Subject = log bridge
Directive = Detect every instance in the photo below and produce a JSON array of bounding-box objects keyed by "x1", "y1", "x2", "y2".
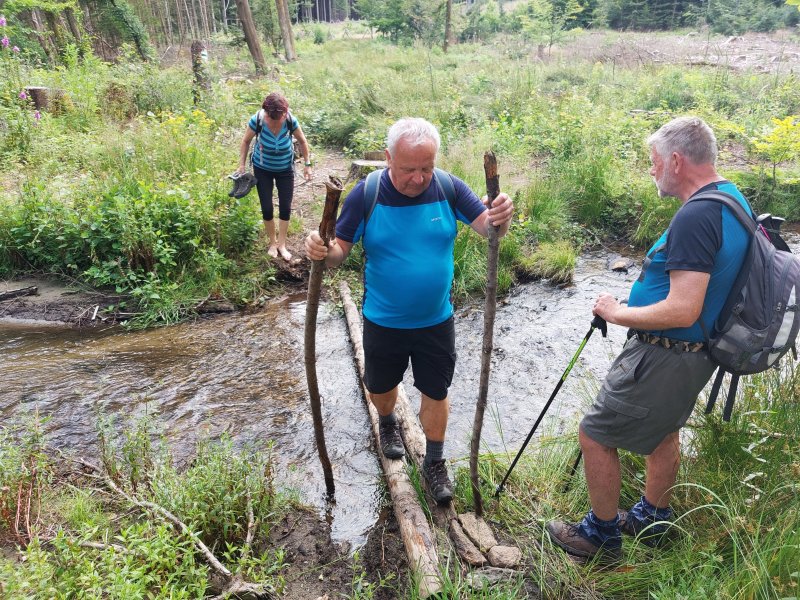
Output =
[{"x1": 337, "y1": 281, "x2": 522, "y2": 597}]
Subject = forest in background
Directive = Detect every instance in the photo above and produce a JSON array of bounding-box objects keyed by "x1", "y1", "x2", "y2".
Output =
[{"x1": 2, "y1": 0, "x2": 800, "y2": 66}]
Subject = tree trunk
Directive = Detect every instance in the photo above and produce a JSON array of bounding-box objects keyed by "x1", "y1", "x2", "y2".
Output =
[
  {"x1": 28, "y1": 9, "x2": 58, "y2": 64},
  {"x1": 275, "y1": 0, "x2": 297, "y2": 61},
  {"x1": 234, "y1": 0, "x2": 268, "y2": 74},
  {"x1": 443, "y1": 0, "x2": 453, "y2": 52},
  {"x1": 64, "y1": 8, "x2": 83, "y2": 43},
  {"x1": 191, "y1": 40, "x2": 212, "y2": 105},
  {"x1": 106, "y1": 0, "x2": 156, "y2": 61},
  {"x1": 44, "y1": 11, "x2": 68, "y2": 54}
]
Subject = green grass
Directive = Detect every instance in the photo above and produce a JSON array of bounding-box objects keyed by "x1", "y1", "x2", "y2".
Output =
[{"x1": 518, "y1": 240, "x2": 578, "y2": 284}]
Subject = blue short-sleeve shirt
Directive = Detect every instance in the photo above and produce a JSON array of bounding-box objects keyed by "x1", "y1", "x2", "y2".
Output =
[
  {"x1": 336, "y1": 170, "x2": 486, "y2": 329},
  {"x1": 248, "y1": 113, "x2": 299, "y2": 172},
  {"x1": 628, "y1": 181, "x2": 752, "y2": 342}
]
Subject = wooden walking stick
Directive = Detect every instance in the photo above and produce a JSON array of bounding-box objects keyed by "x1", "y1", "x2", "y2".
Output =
[
  {"x1": 304, "y1": 175, "x2": 344, "y2": 498},
  {"x1": 470, "y1": 151, "x2": 501, "y2": 516}
]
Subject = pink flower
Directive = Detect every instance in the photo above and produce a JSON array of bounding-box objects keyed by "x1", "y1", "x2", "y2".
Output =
[
  {"x1": 19, "y1": 91, "x2": 27, "y2": 100},
  {"x1": 34, "y1": 110, "x2": 41, "y2": 121},
  {"x1": 0, "y1": 16, "x2": 7, "y2": 27},
  {"x1": 1, "y1": 37, "x2": 8, "y2": 48},
  {"x1": 12, "y1": 46, "x2": 19, "y2": 53}
]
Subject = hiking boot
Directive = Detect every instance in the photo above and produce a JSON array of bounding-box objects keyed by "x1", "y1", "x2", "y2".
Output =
[
  {"x1": 618, "y1": 510, "x2": 671, "y2": 548},
  {"x1": 422, "y1": 459, "x2": 453, "y2": 505},
  {"x1": 546, "y1": 520, "x2": 622, "y2": 564},
  {"x1": 378, "y1": 420, "x2": 405, "y2": 460}
]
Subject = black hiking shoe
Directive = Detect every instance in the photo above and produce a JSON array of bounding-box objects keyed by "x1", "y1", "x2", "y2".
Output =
[
  {"x1": 618, "y1": 510, "x2": 672, "y2": 548},
  {"x1": 228, "y1": 173, "x2": 257, "y2": 198},
  {"x1": 378, "y1": 420, "x2": 405, "y2": 460},
  {"x1": 546, "y1": 520, "x2": 622, "y2": 565},
  {"x1": 422, "y1": 459, "x2": 453, "y2": 505}
]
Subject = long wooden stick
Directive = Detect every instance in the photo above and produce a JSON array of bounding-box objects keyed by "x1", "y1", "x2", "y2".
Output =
[
  {"x1": 338, "y1": 281, "x2": 442, "y2": 598},
  {"x1": 304, "y1": 175, "x2": 343, "y2": 498},
  {"x1": 470, "y1": 151, "x2": 501, "y2": 517}
]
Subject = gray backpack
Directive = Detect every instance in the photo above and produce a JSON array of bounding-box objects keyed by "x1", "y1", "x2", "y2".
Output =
[{"x1": 692, "y1": 191, "x2": 800, "y2": 421}]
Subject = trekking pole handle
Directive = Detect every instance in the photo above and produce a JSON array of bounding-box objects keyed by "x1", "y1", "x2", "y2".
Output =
[{"x1": 591, "y1": 315, "x2": 607, "y2": 338}]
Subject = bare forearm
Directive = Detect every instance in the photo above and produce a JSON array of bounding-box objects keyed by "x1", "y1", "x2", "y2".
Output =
[
  {"x1": 239, "y1": 137, "x2": 251, "y2": 168},
  {"x1": 299, "y1": 139, "x2": 310, "y2": 164},
  {"x1": 603, "y1": 301, "x2": 695, "y2": 331}
]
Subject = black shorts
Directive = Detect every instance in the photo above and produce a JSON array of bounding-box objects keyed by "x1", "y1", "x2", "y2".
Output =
[{"x1": 362, "y1": 317, "x2": 456, "y2": 401}]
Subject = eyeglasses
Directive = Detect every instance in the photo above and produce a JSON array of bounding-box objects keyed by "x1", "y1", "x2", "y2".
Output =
[{"x1": 267, "y1": 110, "x2": 285, "y2": 119}]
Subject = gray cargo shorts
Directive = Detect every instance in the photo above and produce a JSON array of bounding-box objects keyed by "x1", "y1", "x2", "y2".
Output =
[{"x1": 581, "y1": 336, "x2": 716, "y2": 455}]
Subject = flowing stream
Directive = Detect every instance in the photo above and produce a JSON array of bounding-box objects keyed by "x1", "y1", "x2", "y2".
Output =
[{"x1": 1, "y1": 251, "x2": 643, "y2": 548}]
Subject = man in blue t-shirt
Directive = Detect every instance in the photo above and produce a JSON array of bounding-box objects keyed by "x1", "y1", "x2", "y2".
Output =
[
  {"x1": 305, "y1": 118, "x2": 514, "y2": 504},
  {"x1": 547, "y1": 117, "x2": 752, "y2": 562}
]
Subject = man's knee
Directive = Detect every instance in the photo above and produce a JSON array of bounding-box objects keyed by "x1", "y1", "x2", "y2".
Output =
[{"x1": 579, "y1": 425, "x2": 615, "y2": 455}]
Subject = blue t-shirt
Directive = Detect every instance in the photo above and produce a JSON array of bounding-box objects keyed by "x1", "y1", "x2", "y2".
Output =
[
  {"x1": 336, "y1": 170, "x2": 486, "y2": 328},
  {"x1": 628, "y1": 181, "x2": 752, "y2": 342},
  {"x1": 248, "y1": 112, "x2": 299, "y2": 172}
]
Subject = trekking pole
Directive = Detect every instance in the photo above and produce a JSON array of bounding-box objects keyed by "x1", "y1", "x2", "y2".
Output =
[
  {"x1": 304, "y1": 175, "x2": 344, "y2": 499},
  {"x1": 470, "y1": 150, "x2": 501, "y2": 517},
  {"x1": 494, "y1": 314, "x2": 607, "y2": 498},
  {"x1": 562, "y1": 449, "x2": 583, "y2": 494}
]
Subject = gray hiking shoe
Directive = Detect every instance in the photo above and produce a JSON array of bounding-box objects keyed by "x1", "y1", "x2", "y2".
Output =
[
  {"x1": 378, "y1": 420, "x2": 405, "y2": 460},
  {"x1": 618, "y1": 510, "x2": 671, "y2": 548},
  {"x1": 546, "y1": 520, "x2": 622, "y2": 564},
  {"x1": 422, "y1": 459, "x2": 453, "y2": 505}
]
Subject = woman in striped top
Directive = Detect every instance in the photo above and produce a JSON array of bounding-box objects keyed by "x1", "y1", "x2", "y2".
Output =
[{"x1": 236, "y1": 92, "x2": 312, "y2": 261}]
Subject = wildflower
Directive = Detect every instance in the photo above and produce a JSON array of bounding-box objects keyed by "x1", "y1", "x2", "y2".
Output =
[
  {"x1": 34, "y1": 110, "x2": 41, "y2": 121},
  {"x1": 12, "y1": 46, "x2": 19, "y2": 53},
  {"x1": 1, "y1": 36, "x2": 8, "y2": 48},
  {"x1": 19, "y1": 91, "x2": 27, "y2": 100},
  {"x1": 0, "y1": 15, "x2": 6, "y2": 27}
]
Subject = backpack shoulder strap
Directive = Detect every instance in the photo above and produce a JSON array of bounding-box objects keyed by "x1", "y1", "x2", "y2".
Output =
[
  {"x1": 433, "y1": 167, "x2": 457, "y2": 215},
  {"x1": 255, "y1": 109, "x2": 264, "y2": 136},
  {"x1": 364, "y1": 168, "x2": 384, "y2": 226},
  {"x1": 287, "y1": 111, "x2": 297, "y2": 134},
  {"x1": 688, "y1": 190, "x2": 756, "y2": 234}
]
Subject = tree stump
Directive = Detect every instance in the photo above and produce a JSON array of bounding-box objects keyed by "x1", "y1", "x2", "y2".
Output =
[
  {"x1": 347, "y1": 159, "x2": 386, "y2": 183},
  {"x1": 25, "y1": 87, "x2": 49, "y2": 110},
  {"x1": 363, "y1": 150, "x2": 385, "y2": 161}
]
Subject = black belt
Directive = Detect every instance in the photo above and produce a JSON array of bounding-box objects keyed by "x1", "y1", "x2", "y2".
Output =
[{"x1": 628, "y1": 329, "x2": 707, "y2": 353}]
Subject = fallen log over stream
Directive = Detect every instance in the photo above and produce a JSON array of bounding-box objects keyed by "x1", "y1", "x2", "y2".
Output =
[{"x1": 337, "y1": 280, "x2": 441, "y2": 598}]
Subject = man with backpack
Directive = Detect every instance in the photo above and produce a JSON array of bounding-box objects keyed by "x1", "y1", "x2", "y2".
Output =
[
  {"x1": 547, "y1": 116, "x2": 755, "y2": 562},
  {"x1": 304, "y1": 117, "x2": 513, "y2": 504}
]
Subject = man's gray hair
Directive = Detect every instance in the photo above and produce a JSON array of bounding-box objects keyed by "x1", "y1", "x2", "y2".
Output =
[
  {"x1": 647, "y1": 116, "x2": 718, "y2": 165},
  {"x1": 387, "y1": 118, "x2": 441, "y2": 156}
]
